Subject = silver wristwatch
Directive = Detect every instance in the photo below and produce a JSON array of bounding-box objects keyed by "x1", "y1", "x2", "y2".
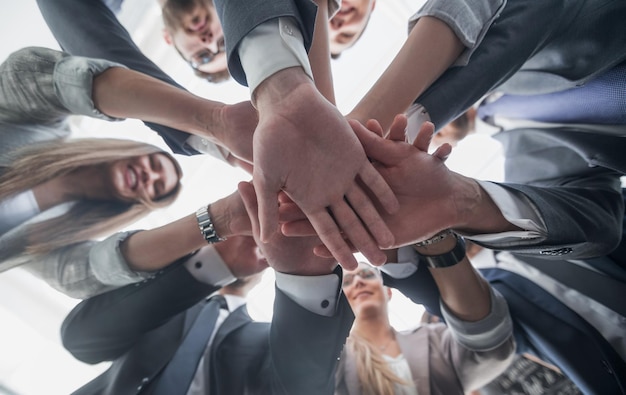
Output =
[{"x1": 195, "y1": 205, "x2": 226, "y2": 244}]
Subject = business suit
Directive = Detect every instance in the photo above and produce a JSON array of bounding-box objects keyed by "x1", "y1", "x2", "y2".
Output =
[
  {"x1": 474, "y1": 127, "x2": 626, "y2": 260},
  {"x1": 385, "y1": 259, "x2": 626, "y2": 395},
  {"x1": 0, "y1": 47, "x2": 149, "y2": 298},
  {"x1": 63, "y1": 262, "x2": 354, "y2": 395},
  {"x1": 336, "y1": 324, "x2": 515, "y2": 395},
  {"x1": 415, "y1": 0, "x2": 626, "y2": 129}
]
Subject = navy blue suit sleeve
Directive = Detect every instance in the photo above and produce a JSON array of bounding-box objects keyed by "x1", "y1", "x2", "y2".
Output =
[
  {"x1": 61, "y1": 262, "x2": 218, "y2": 364},
  {"x1": 269, "y1": 286, "x2": 354, "y2": 395}
]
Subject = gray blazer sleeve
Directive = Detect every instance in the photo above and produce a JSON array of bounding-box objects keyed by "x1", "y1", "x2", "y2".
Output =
[
  {"x1": 0, "y1": 47, "x2": 123, "y2": 126},
  {"x1": 416, "y1": 0, "x2": 626, "y2": 129},
  {"x1": 473, "y1": 128, "x2": 625, "y2": 259},
  {"x1": 213, "y1": 0, "x2": 317, "y2": 86}
]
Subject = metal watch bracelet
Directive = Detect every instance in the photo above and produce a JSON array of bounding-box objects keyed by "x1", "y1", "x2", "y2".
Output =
[{"x1": 195, "y1": 205, "x2": 226, "y2": 244}]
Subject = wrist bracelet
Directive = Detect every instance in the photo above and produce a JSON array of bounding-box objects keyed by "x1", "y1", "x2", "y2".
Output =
[
  {"x1": 413, "y1": 233, "x2": 466, "y2": 269},
  {"x1": 413, "y1": 229, "x2": 454, "y2": 247},
  {"x1": 196, "y1": 205, "x2": 226, "y2": 244}
]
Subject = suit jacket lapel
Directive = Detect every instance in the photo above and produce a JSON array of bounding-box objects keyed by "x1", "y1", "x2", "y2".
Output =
[{"x1": 208, "y1": 305, "x2": 252, "y2": 394}]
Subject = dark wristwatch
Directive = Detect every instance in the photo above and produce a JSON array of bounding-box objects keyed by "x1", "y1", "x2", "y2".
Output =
[
  {"x1": 195, "y1": 205, "x2": 226, "y2": 244},
  {"x1": 413, "y1": 232, "x2": 466, "y2": 268}
]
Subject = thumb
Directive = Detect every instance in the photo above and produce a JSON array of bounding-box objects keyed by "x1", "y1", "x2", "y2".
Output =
[{"x1": 251, "y1": 173, "x2": 280, "y2": 243}]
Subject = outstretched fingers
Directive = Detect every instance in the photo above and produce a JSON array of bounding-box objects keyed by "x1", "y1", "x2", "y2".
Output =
[{"x1": 306, "y1": 210, "x2": 358, "y2": 270}]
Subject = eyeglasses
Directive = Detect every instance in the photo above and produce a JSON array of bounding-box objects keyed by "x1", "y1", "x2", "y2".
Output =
[
  {"x1": 189, "y1": 39, "x2": 225, "y2": 71},
  {"x1": 342, "y1": 268, "x2": 378, "y2": 288}
]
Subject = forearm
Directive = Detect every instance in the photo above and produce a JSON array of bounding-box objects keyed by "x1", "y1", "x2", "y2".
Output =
[
  {"x1": 416, "y1": 236, "x2": 491, "y2": 322},
  {"x1": 92, "y1": 67, "x2": 226, "y2": 143},
  {"x1": 121, "y1": 192, "x2": 247, "y2": 272},
  {"x1": 451, "y1": 175, "x2": 521, "y2": 236},
  {"x1": 350, "y1": 16, "x2": 463, "y2": 130},
  {"x1": 309, "y1": 0, "x2": 335, "y2": 104}
]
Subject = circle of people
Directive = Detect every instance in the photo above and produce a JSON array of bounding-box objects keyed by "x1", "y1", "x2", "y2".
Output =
[{"x1": 2, "y1": 0, "x2": 625, "y2": 394}]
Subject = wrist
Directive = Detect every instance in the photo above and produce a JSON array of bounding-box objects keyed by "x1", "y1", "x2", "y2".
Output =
[
  {"x1": 254, "y1": 67, "x2": 314, "y2": 110},
  {"x1": 413, "y1": 232, "x2": 466, "y2": 269}
]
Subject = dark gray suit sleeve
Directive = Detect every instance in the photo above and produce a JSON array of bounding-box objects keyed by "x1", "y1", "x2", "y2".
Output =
[
  {"x1": 269, "y1": 285, "x2": 354, "y2": 395},
  {"x1": 474, "y1": 129, "x2": 625, "y2": 259},
  {"x1": 36, "y1": 0, "x2": 200, "y2": 155},
  {"x1": 418, "y1": 0, "x2": 584, "y2": 129},
  {"x1": 212, "y1": 0, "x2": 317, "y2": 86},
  {"x1": 61, "y1": 262, "x2": 219, "y2": 364}
]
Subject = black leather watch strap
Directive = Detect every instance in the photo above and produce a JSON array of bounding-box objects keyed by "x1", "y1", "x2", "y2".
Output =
[{"x1": 414, "y1": 234, "x2": 466, "y2": 269}]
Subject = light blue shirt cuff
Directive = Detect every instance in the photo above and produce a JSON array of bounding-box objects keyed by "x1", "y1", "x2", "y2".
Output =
[
  {"x1": 54, "y1": 55, "x2": 127, "y2": 121},
  {"x1": 183, "y1": 245, "x2": 236, "y2": 287},
  {"x1": 462, "y1": 181, "x2": 546, "y2": 246},
  {"x1": 440, "y1": 286, "x2": 513, "y2": 351},
  {"x1": 239, "y1": 18, "x2": 313, "y2": 99},
  {"x1": 275, "y1": 271, "x2": 340, "y2": 317},
  {"x1": 380, "y1": 247, "x2": 419, "y2": 279}
]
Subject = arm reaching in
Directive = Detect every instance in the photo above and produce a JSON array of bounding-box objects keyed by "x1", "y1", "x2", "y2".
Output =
[
  {"x1": 92, "y1": 66, "x2": 257, "y2": 163},
  {"x1": 282, "y1": 115, "x2": 517, "y2": 249},
  {"x1": 252, "y1": 67, "x2": 398, "y2": 269}
]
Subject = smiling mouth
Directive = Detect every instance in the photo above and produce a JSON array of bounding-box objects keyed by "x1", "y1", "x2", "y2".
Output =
[
  {"x1": 353, "y1": 291, "x2": 373, "y2": 300},
  {"x1": 126, "y1": 166, "x2": 138, "y2": 191}
]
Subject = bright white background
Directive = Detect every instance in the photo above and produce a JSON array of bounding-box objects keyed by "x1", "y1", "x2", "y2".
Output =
[{"x1": 0, "y1": 1, "x2": 504, "y2": 394}]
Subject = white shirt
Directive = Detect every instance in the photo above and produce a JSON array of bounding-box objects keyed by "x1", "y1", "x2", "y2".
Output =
[{"x1": 186, "y1": 293, "x2": 247, "y2": 395}]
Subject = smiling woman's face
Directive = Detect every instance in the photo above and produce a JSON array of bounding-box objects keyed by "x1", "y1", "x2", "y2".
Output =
[
  {"x1": 342, "y1": 262, "x2": 389, "y2": 316},
  {"x1": 106, "y1": 153, "x2": 180, "y2": 203}
]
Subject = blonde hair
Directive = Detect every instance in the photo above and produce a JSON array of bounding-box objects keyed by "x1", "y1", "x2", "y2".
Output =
[
  {"x1": 347, "y1": 333, "x2": 410, "y2": 395},
  {"x1": 0, "y1": 138, "x2": 182, "y2": 254}
]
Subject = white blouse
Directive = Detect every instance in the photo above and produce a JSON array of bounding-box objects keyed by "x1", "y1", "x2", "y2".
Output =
[{"x1": 384, "y1": 353, "x2": 419, "y2": 395}]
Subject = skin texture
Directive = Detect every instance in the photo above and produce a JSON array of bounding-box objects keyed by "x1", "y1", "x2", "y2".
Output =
[
  {"x1": 92, "y1": 66, "x2": 257, "y2": 164},
  {"x1": 239, "y1": 181, "x2": 338, "y2": 276},
  {"x1": 281, "y1": 116, "x2": 517, "y2": 253},
  {"x1": 252, "y1": 67, "x2": 398, "y2": 270}
]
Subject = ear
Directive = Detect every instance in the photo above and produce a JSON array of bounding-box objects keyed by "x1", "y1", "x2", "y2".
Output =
[
  {"x1": 385, "y1": 286, "x2": 393, "y2": 301},
  {"x1": 162, "y1": 28, "x2": 173, "y2": 45},
  {"x1": 371, "y1": 0, "x2": 377, "y2": 12}
]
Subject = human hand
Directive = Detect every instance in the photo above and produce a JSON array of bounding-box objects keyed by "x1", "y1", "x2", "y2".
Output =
[
  {"x1": 239, "y1": 181, "x2": 337, "y2": 276},
  {"x1": 213, "y1": 235, "x2": 269, "y2": 278},
  {"x1": 282, "y1": 115, "x2": 475, "y2": 249},
  {"x1": 208, "y1": 188, "x2": 253, "y2": 238},
  {"x1": 252, "y1": 68, "x2": 398, "y2": 269},
  {"x1": 214, "y1": 100, "x2": 257, "y2": 164}
]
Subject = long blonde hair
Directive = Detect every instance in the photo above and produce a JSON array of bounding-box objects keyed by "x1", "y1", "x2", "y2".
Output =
[
  {"x1": 0, "y1": 138, "x2": 183, "y2": 254},
  {"x1": 347, "y1": 332, "x2": 410, "y2": 395}
]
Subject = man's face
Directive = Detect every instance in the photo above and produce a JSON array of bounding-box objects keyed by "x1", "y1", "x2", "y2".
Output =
[
  {"x1": 165, "y1": 0, "x2": 228, "y2": 74},
  {"x1": 328, "y1": 0, "x2": 376, "y2": 56}
]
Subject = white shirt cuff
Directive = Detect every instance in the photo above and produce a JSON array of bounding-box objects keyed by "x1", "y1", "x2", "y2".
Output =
[
  {"x1": 239, "y1": 18, "x2": 313, "y2": 97},
  {"x1": 406, "y1": 103, "x2": 432, "y2": 142},
  {"x1": 380, "y1": 247, "x2": 419, "y2": 279},
  {"x1": 183, "y1": 245, "x2": 236, "y2": 287},
  {"x1": 462, "y1": 181, "x2": 547, "y2": 245},
  {"x1": 274, "y1": 271, "x2": 339, "y2": 317}
]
